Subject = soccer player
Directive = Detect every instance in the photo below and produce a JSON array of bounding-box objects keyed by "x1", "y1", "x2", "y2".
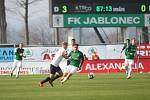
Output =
[
  {"x1": 122, "y1": 38, "x2": 137, "y2": 79},
  {"x1": 61, "y1": 43, "x2": 84, "y2": 84},
  {"x1": 39, "y1": 42, "x2": 68, "y2": 87},
  {"x1": 10, "y1": 43, "x2": 25, "y2": 79},
  {"x1": 71, "y1": 39, "x2": 76, "y2": 46},
  {"x1": 92, "y1": 51, "x2": 100, "y2": 60}
]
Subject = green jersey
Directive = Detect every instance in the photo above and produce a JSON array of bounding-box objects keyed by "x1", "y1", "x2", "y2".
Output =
[
  {"x1": 15, "y1": 48, "x2": 24, "y2": 60},
  {"x1": 69, "y1": 50, "x2": 84, "y2": 68},
  {"x1": 125, "y1": 44, "x2": 137, "y2": 59},
  {"x1": 122, "y1": 43, "x2": 130, "y2": 51}
]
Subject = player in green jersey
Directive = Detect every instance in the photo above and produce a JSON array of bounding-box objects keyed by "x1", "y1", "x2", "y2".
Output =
[
  {"x1": 61, "y1": 44, "x2": 84, "y2": 84},
  {"x1": 122, "y1": 38, "x2": 137, "y2": 79},
  {"x1": 10, "y1": 43, "x2": 25, "y2": 79}
]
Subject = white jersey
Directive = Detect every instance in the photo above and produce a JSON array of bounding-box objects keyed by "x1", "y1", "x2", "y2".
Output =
[{"x1": 51, "y1": 48, "x2": 67, "y2": 67}]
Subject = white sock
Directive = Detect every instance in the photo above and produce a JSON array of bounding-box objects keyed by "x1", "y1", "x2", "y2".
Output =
[
  {"x1": 16, "y1": 67, "x2": 20, "y2": 78},
  {"x1": 61, "y1": 77, "x2": 67, "y2": 83},
  {"x1": 127, "y1": 67, "x2": 132, "y2": 78},
  {"x1": 126, "y1": 70, "x2": 128, "y2": 75}
]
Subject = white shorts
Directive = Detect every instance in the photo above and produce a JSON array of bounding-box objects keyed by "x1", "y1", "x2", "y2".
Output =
[
  {"x1": 13, "y1": 59, "x2": 22, "y2": 68},
  {"x1": 125, "y1": 59, "x2": 134, "y2": 66},
  {"x1": 65, "y1": 65, "x2": 78, "y2": 74}
]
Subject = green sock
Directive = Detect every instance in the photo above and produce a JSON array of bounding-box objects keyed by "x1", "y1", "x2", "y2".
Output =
[{"x1": 52, "y1": 75, "x2": 60, "y2": 81}]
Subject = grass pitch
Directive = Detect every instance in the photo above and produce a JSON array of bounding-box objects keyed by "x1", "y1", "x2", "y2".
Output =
[{"x1": 0, "y1": 73, "x2": 150, "y2": 100}]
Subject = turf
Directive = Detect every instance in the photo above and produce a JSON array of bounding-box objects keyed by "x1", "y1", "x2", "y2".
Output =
[{"x1": 0, "y1": 73, "x2": 150, "y2": 100}]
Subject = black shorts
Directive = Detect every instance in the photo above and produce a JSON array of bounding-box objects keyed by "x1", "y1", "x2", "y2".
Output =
[{"x1": 50, "y1": 64, "x2": 62, "y2": 74}]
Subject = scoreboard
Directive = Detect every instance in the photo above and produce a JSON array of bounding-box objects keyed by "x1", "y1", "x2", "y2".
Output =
[
  {"x1": 51, "y1": 0, "x2": 150, "y2": 27},
  {"x1": 52, "y1": 0, "x2": 150, "y2": 14}
]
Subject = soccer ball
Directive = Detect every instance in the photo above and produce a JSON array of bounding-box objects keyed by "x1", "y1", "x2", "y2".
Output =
[{"x1": 88, "y1": 72, "x2": 94, "y2": 79}]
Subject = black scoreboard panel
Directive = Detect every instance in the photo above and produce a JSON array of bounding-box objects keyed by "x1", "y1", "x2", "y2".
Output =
[{"x1": 52, "y1": 0, "x2": 150, "y2": 14}]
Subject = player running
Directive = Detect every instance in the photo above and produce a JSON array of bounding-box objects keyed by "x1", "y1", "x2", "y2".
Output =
[
  {"x1": 39, "y1": 42, "x2": 68, "y2": 87},
  {"x1": 10, "y1": 43, "x2": 25, "y2": 79},
  {"x1": 61, "y1": 43, "x2": 84, "y2": 85},
  {"x1": 121, "y1": 38, "x2": 137, "y2": 79}
]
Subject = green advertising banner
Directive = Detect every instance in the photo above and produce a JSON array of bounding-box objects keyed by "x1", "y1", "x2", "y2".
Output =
[
  {"x1": 52, "y1": 14, "x2": 150, "y2": 27},
  {"x1": 63, "y1": 14, "x2": 144, "y2": 27}
]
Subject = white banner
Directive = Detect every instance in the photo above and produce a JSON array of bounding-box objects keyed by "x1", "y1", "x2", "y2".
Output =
[
  {"x1": 0, "y1": 44, "x2": 126, "y2": 75},
  {"x1": 0, "y1": 62, "x2": 51, "y2": 75},
  {"x1": 23, "y1": 44, "x2": 124, "y2": 62}
]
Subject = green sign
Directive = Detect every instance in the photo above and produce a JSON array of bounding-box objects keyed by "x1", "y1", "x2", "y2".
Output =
[
  {"x1": 52, "y1": 14, "x2": 150, "y2": 27},
  {"x1": 64, "y1": 14, "x2": 144, "y2": 27}
]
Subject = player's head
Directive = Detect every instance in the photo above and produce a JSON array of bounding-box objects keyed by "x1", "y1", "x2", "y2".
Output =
[
  {"x1": 83, "y1": 54, "x2": 86, "y2": 57},
  {"x1": 62, "y1": 42, "x2": 68, "y2": 49},
  {"x1": 93, "y1": 51, "x2": 97, "y2": 55},
  {"x1": 83, "y1": 54, "x2": 88, "y2": 59},
  {"x1": 73, "y1": 43, "x2": 79, "y2": 51},
  {"x1": 71, "y1": 39, "x2": 76, "y2": 45},
  {"x1": 126, "y1": 39, "x2": 130, "y2": 44},
  {"x1": 19, "y1": 43, "x2": 23, "y2": 48}
]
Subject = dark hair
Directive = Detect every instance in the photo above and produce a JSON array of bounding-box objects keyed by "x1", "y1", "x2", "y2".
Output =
[
  {"x1": 126, "y1": 39, "x2": 130, "y2": 41},
  {"x1": 73, "y1": 43, "x2": 78, "y2": 47},
  {"x1": 71, "y1": 39, "x2": 75, "y2": 41}
]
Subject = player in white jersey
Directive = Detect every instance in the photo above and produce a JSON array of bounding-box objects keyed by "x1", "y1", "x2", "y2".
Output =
[{"x1": 39, "y1": 42, "x2": 68, "y2": 87}]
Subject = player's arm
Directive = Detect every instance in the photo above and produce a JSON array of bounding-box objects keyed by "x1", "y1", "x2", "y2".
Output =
[
  {"x1": 67, "y1": 51, "x2": 72, "y2": 59},
  {"x1": 15, "y1": 48, "x2": 20, "y2": 56},
  {"x1": 62, "y1": 50, "x2": 69, "y2": 59},
  {"x1": 22, "y1": 54, "x2": 26, "y2": 58},
  {"x1": 20, "y1": 50, "x2": 26, "y2": 58},
  {"x1": 79, "y1": 53, "x2": 84, "y2": 70},
  {"x1": 121, "y1": 44, "x2": 126, "y2": 53}
]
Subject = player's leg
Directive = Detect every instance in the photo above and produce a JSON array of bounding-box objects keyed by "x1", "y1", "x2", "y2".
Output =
[
  {"x1": 127, "y1": 60, "x2": 133, "y2": 79},
  {"x1": 49, "y1": 66, "x2": 63, "y2": 86},
  {"x1": 120, "y1": 59, "x2": 128, "y2": 70},
  {"x1": 61, "y1": 65, "x2": 78, "y2": 84},
  {"x1": 61, "y1": 65, "x2": 72, "y2": 84},
  {"x1": 10, "y1": 60, "x2": 18, "y2": 76},
  {"x1": 39, "y1": 64, "x2": 55, "y2": 87},
  {"x1": 60, "y1": 65, "x2": 69, "y2": 81},
  {"x1": 16, "y1": 61, "x2": 22, "y2": 79},
  {"x1": 126, "y1": 67, "x2": 129, "y2": 76},
  {"x1": 61, "y1": 73, "x2": 72, "y2": 84},
  {"x1": 124, "y1": 59, "x2": 129, "y2": 75},
  {"x1": 60, "y1": 72, "x2": 68, "y2": 81}
]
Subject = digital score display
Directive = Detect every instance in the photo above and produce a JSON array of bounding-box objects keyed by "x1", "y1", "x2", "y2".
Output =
[
  {"x1": 52, "y1": 0, "x2": 150, "y2": 14},
  {"x1": 51, "y1": 0, "x2": 150, "y2": 27}
]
